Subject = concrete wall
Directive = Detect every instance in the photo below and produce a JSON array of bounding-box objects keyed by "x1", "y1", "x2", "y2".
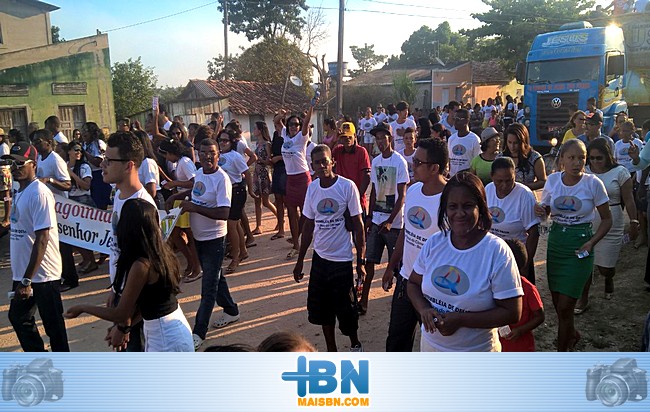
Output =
[
  {"x1": 0, "y1": 2, "x2": 51, "y2": 54},
  {"x1": 0, "y1": 34, "x2": 115, "y2": 134}
]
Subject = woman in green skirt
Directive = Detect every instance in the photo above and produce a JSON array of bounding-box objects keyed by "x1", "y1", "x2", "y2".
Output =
[{"x1": 535, "y1": 139, "x2": 611, "y2": 351}]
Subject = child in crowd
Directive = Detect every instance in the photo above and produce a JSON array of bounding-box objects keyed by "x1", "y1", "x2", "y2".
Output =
[{"x1": 500, "y1": 239, "x2": 545, "y2": 352}]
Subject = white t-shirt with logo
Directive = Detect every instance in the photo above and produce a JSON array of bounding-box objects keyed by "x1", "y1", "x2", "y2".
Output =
[
  {"x1": 359, "y1": 117, "x2": 378, "y2": 144},
  {"x1": 370, "y1": 152, "x2": 409, "y2": 229},
  {"x1": 36, "y1": 152, "x2": 70, "y2": 197},
  {"x1": 190, "y1": 167, "x2": 231, "y2": 241},
  {"x1": 138, "y1": 158, "x2": 161, "y2": 190},
  {"x1": 486, "y1": 182, "x2": 539, "y2": 242},
  {"x1": 398, "y1": 149, "x2": 415, "y2": 182},
  {"x1": 400, "y1": 182, "x2": 442, "y2": 280},
  {"x1": 447, "y1": 132, "x2": 481, "y2": 176},
  {"x1": 10, "y1": 180, "x2": 62, "y2": 283},
  {"x1": 390, "y1": 118, "x2": 417, "y2": 153},
  {"x1": 614, "y1": 138, "x2": 644, "y2": 181},
  {"x1": 374, "y1": 112, "x2": 388, "y2": 124},
  {"x1": 69, "y1": 163, "x2": 92, "y2": 197},
  {"x1": 541, "y1": 172, "x2": 609, "y2": 226},
  {"x1": 173, "y1": 156, "x2": 196, "y2": 182},
  {"x1": 302, "y1": 176, "x2": 362, "y2": 262},
  {"x1": 218, "y1": 150, "x2": 248, "y2": 184},
  {"x1": 109, "y1": 187, "x2": 156, "y2": 283},
  {"x1": 413, "y1": 232, "x2": 523, "y2": 352},
  {"x1": 281, "y1": 128, "x2": 309, "y2": 176}
]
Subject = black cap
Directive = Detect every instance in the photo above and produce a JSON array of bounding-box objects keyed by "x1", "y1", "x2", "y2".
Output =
[
  {"x1": 586, "y1": 112, "x2": 603, "y2": 124},
  {"x1": 370, "y1": 122, "x2": 391, "y2": 137},
  {"x1": 1, "y1": 141, "x2": 38, "y2": 161}
]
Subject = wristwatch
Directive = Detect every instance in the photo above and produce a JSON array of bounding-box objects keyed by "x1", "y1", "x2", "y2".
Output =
[
  {"x1": 116, "y1": 324, "x2": 132, "y2": 334},
  {"x1": 357, "y1": 258, "x2": 367, "y2": 266},
  {"x1": 48, "y1": 177, "x2": 54, "y2": 184},
  {"x1": 21, "y1": 278, "x2": 32, "y2": 287}
]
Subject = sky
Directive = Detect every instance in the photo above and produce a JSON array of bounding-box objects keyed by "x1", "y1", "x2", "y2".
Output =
[{"x1": 49, "y1": 0, "x2": 610, "y2": 87}]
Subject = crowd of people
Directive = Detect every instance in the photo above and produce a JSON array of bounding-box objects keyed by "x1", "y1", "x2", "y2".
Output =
[{"x1": 1, "y1": 91, "x2": 649, "y2": 352}]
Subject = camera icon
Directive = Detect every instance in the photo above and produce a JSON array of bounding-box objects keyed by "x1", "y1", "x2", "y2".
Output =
[
  {"x1": 2, "y1": 358, "x2": 63, "y2": 407},
  {"x1": 586, "y1": 358, "x2": 647, "y2": 407}
]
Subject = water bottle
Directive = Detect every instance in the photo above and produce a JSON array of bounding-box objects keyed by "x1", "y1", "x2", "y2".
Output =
[{"x1": 311, "y1": 90, "x2": 320, "y2": 107}]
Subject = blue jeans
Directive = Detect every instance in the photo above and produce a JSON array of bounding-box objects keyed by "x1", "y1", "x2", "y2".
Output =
[{"x1": 193, "y1": 236, "x2": 239, "y2": 339}]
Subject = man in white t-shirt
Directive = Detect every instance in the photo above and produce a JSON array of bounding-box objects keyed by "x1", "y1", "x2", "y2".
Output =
[
  {"x1": 374, "y1": 104, "x2": 388, "y2": 124},
  {"x1": 359, "y1": 107, "x2": 378, "y2": 156},
  {"x1": 3, "y1": 142, "x2": 70, "y2": 352},
  {"x1": 293, "y1": 144, "x2": 367, "y2": 351},
  {"x1": 361, "y1": 122, "x2": 409, "y2": 315},
  {"x1": 390, "y1": 101, "x2": 418, "y2": 153},
  {"x1": 448, "y1": 108, "x2": 481, "y2": 176},
  {"x1": 31, "y1": 129, "x2": 78, "y2": 292},
  {"x1": 381, "y1": 138, "x2": 448, "y2": 351},
  {"x1": 102, "y1": 131, "x2": 156, "y2": 352},
  {"x1": 44, "y1": 115, "x2": 69, "y2": 150},
  {"x1": 168, "y1": 137, "x2": 240, "y2": 351}
]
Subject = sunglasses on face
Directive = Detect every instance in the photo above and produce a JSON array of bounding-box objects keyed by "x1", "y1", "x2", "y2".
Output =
[
  {"x1": 589, "y1": 156, "x2": 604, "y2": 161},
  {"x1": 9, "y1": 159, "x2": 34, "y2": 168}
]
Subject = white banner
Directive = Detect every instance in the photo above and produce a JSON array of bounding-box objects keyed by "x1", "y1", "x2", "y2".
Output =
[{"x1": 53, "y1": 194, "x2": 180, "y2": 253}]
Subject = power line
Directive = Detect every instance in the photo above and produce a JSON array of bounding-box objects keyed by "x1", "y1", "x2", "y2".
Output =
[{"x1": 102, "y1": 1, "x2": 219, "y2": 32}]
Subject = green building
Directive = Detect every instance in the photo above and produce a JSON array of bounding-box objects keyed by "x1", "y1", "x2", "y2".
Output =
[{"x1": 0, "y1": 0, "x2": 115, "y2": 137}]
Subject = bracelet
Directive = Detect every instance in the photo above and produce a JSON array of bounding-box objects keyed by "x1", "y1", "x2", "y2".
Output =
[{"x1": 631, "y1": 219, "x2": 640, "y2": 225}]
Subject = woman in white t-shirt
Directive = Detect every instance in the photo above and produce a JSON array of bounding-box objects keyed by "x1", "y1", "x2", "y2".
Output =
[
  {"x1": 133, "y1": 130, "x2": 163, "y2": 209},
  {"x1": 66, "y1": 141, "x2": 98, "y2": 273},
  {"x1": 535, "y1": 139, "x2": 612, "y2": 351},
  {"x1": 407, "y1": 172, "x2": 523, "y2": 352},
  {"x1": 486, "y1": 157, "x2": 540, "y2": 284},
  {"x1": 159, "y1": 138, "x2": 202, "y2": 281},
  {"x1": 580, "y1": 139, "x2": 638, "y2": 304},
  {"x1": 81, "y1": 122, "x2": 111, "y2": 209},
  {"x1": 217, "y1": 129, "x2": 258, "y2": 273},
  {"x1": 398, "y1": 128, "x2": 416, "y2": 184}
]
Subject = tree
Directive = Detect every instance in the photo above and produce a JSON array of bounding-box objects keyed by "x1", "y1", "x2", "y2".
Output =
[
  {"x1": 393, "y1": 73, "x2": 417, "y2": 106},
  {"x1": 349, "y1": 44, "x2": 387, "y2": 77},
  {"x1": 155, "y1": 85, "x2": 185, "y2": 103},
  {"x1": 465, "y1": 0, "x2": 594, "y2": 73},
  {"x1": 111, "y1": 57, "x2": 157, "y2": 119},
  {"x1": 51, "y1": 26, "x2": 64, "y2": 43},
  {"x1": 385, "y1": 22, "x2": 471, "y2": 68},
  {"x1": 218, "y1": 0, "x2": 308, "y2": 41},
  {"x1": 207, "y1": 54, "x2": 239, "y2": 80},
  {"x1": 231, "y1": 38, "x2": 312, "y2": 94}
]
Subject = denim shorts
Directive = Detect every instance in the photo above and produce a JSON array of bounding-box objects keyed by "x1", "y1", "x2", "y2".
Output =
[
  {"x1": 366, "y1": 223, "x2": 400, "y2": 263},
  {"x1": 143, "y1": 305, "x2": 194, "y2": 352}
]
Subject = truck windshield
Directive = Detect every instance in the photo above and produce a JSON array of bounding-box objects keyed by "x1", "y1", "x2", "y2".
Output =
[{"x1": 526, "y1": 57, "x2": 600, "y2": 84}]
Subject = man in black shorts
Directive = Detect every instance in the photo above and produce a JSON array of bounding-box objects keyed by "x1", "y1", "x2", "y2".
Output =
[{"x1": 293, "y1": 144, "x2": 366, "y2": 351}]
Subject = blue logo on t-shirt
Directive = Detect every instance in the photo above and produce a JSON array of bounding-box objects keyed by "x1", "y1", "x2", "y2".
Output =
[
  {"x1": 489, "y1": 206, "x2": 505, "y2": 224},
  {"x1": 452, "y1": 144, "x2": 466, "y2": 156},
  {"x1": 217, "y1": 157, "x2": 226, "y2": 166},
  {"x1": 554, "y1": 196, "x2": 581, "y2": 212},
  {"x1": 193, "y1": 181, "x2": 206, "y2": 197},
  {"x1": 283, "y1": 140, "x2": 294, "y2": 149},
  {"x1": 316, "y1": 198, "x2": 339, "y2": 215},
  {"x1": 407, "y1": 206, "x2": 432, "y2": 230},
  {"x1": 432, "y1": 265, "x2": 470, "y2": 296}
]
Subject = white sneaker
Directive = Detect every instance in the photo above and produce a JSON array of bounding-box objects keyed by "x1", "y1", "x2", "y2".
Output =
[
  {"x1": 350, "y1": 344, "x2": 363, "y2": 352},
  {"x1": 212, "y1": 312, "x2": 240, "y2": 329},
  {"x1": 193, "y1": 334, "x2": 204, "y2": 351}
]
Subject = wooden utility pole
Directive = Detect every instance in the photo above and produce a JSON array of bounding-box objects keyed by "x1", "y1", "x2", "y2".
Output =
[
  {"x1": 223, "y1": 0, "x2": 229, "y2": 80},
  {"x1": 336, "y1": 0, "x2": 344, "y2": 116}
]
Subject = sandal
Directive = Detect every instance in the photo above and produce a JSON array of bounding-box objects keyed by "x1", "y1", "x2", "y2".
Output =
[
  {"x1": 574, "y1": 302, "x2": 589, "y2": 315},
  {"x1": 239, "y1": 253, "x2": 249, "y2": 261},
  {"x1": 82, "y1": 262, "x2": 99, "y2": 274},
  {"x1": 286, "y1": 248, "x2": 299, "y2": 260},
  {"x1": 252, "y1": 228, "x2": 262, "y2": 235},
  {"x1": 270, "y1": 233, "x2": 285, "y2": 240},
  {"x1": 183, "y1": 271, "x2": 203, "y2": 283},
  {"x1": 226, "y1": 261, "x2": 239, "y2": 274}
]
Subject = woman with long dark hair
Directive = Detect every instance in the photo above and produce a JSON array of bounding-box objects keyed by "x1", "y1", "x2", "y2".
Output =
[
  {"x1": 65, "y1": 199, "x2": 194, "y2": 351},
  {"x1": 133, "y1": 130, "x2": 164, "y2": 209},
  {"x1": 407, "y1": 172, "x2": 523, "y2": 351},
  {"x1": 252, "y1": 121, "x2": 278, "y2": 234},
  {"x1": 66, "y1": 141, "x2": 98, "y2": 273},
  {"x1": 81, "y1": 122, "x2": 111, "y2": 209},
  {"x1": 503, "y1": 123, "x2": 546, "y2": 191}
]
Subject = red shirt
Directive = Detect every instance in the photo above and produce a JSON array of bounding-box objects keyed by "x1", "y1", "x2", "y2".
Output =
[
  {"x1": 500, "y1": 277, "x2": 543, "y2": 352},
  {"x1": 332, "y1": 144, "x2": 371, "y2": 209}
]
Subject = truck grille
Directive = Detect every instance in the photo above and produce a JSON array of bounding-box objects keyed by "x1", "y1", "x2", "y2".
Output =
[{"x1": 536, "y1": 92, "x2": 579, "y2": 141}]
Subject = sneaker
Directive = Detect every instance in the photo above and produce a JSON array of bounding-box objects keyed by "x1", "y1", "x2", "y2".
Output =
[
  {"x1": 212, "y1": 312, "x2": 240, "y2": 329},
  {"x1": 350, "y1": 343, "x2": 363, "y2": 352},
  {"x1": 192, "y1": 334, "x2": 204, "y2": 351}
]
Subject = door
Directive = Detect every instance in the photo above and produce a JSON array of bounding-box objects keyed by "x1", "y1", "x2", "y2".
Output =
[
  {"x1": 58, "y1": 105, "x2": 86, "y2": 138},
  {"x1": 441, "y1": 88, "x2": 449, "y2": 107},
  {"x1": 0, "y1": 108, "x2": 28, "y2": 137}
]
